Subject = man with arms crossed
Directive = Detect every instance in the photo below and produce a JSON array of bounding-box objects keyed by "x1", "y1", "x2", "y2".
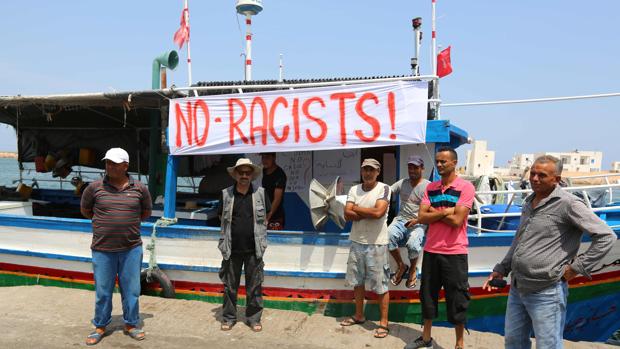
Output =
[
  {"x1": 81, "y1": 148, "x2": 152, "y2": 345},
  {"x1": 341, "y1": 158, "x2": 392, "y2": 339},
  {"x1": 388, "y1": 155, "x2": 430, "y2": 288},
  {"x1": 406, "y1": 146, "x2": 474, "y2": 349},
  {"x1": 484, "y1": 155, "x2": 615, "y2": 349}
]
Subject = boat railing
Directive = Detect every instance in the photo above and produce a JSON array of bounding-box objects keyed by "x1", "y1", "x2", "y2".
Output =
[
  {"x1": 469, "y1": 182, "x2": 620, "y2": 235},
  {"x1": 566, "y1": 173, "x2": 620, "y2": 205}
]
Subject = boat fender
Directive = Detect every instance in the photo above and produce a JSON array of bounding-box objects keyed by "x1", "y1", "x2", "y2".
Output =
[{"x1": 140, "y1": 267, "x2": 175, "y2": 299}]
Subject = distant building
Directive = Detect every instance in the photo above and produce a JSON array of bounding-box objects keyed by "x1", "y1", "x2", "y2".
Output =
[
  {"x1": 534, "y1": 150, "x2": 602, "y2": 173},
  {"x1": 466, "y1": 140, "x2": 495, "y2": 176},
  {"x1": 612, "y1": 161, "x2": 620, "y2": 172},
  {"x1": 508, "y1": 153, "x2": 534, "y2": 175}
]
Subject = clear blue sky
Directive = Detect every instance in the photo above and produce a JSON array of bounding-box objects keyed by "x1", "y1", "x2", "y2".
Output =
[{"x1": 2, "y1": 1, "x2": 619, "y2": 168}]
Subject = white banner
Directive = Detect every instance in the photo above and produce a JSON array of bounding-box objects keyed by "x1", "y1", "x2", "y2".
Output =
[{"x1": 168, "y1": 81, "x2": 428, "y2": 155}]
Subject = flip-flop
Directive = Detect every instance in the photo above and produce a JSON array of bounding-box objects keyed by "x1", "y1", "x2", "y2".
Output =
[
  {"x1": 123, "y1": 327, "x2": 145, "y2": 341},
  {"x1": 221, "y1": 322, "x2": 235, "y2": 331},
  {"x1": 250, "y1": 323, "x2": 263, "y2": 332},
  {"x1": 85, "y1": 331, "x2": 104, "y2": 346},
  {"x1": 340, "y1": 317, "x2": 366, "y2": 326},
  {"x1": 374, "y1": 325, "x2": 390, "y2": 338},
  {"x1": 406, "y1": 274, "x2": 418, "y2": 289},
  {"x1": 390, "y1": 265, "x2": 409, "y2": 286}
]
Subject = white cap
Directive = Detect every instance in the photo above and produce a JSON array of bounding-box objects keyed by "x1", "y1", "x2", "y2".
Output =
[{"x1": 102, "y1": 147, "x2": 129, "y2": 164}]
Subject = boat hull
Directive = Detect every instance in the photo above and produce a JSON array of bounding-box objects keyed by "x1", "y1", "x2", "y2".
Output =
[{"x1": 0, "y1": 214, "x2": 618, "y2": 342}]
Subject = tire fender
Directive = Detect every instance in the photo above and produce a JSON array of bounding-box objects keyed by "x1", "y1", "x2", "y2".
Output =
[{"x1": 140, "y1": 268, "x2": 176, "y2": 299}]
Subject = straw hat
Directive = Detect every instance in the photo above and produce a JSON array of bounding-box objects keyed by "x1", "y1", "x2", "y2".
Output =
[{"x1": 226, "y1": 158, "x2": 261, "y2": 180}]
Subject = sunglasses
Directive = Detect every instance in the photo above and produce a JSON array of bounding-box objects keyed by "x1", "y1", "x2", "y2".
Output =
[{"x1": 236, "y1": 170, "x2": 253, "y2": 176}]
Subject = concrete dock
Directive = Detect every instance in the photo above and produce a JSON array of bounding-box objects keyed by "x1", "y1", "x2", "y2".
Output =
[{"x1": 0, "y1": 286, "x2": 608, "y2": 348}]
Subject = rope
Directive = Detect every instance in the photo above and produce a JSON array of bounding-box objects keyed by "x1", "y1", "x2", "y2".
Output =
[
  {"x1": 442, "y1": 92, "x2": 620, "y2": 107},
  {"x1": 468, "y1": 224, "x2": 620, "y2": 234},
  {"x1": 145, "y1": 217, "x2": 178, "y2": 278}
]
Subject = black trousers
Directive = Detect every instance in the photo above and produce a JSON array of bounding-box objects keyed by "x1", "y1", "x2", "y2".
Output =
[
  {"x1": 420, "y1": 251, "x2": 470, "y2": 325},
  {"x1": 219, "y1": 252, "x2": 264, "y2": 324}
]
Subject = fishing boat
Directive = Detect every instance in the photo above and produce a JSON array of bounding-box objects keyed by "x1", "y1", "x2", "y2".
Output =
[{"x1": 0, "y1": 75, "x2": 618, "y2": 342}]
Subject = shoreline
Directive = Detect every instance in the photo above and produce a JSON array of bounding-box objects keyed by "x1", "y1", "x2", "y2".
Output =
[{"x1": 0, "y1": 152, "x2": 17, "y2": 159}]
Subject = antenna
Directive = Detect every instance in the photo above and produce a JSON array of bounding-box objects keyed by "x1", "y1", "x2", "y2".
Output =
[
  {"x1": 411, "y1": 17, "x2": 422, "y2": 76},
  {"x1": 236, "y1": 0, "x2": 264, "y2": 81},
  {"x1": 278, "y1": 53, "x2": 284, "y2": 82}
]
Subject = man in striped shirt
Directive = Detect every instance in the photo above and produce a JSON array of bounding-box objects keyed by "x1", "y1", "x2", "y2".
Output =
[
  {"x1": 407, "y1": 146, "x2": 475, "y2": 349},
  {"x1": 80, "y1": 148, "x2": 152, "y2": 345}
]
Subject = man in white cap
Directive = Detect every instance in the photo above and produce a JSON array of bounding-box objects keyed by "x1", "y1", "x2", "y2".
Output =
[
  {"x1": 218, "y1": 158, "x2": 270, "y2": 332},
  {"x1": 341, "y1": 158, "x2": 392, "y2": 339},
  {"x1": 81, "y1": 147, "x2": 152, "y2": 345},
  {"x1": 388, "y1": 155, "x2": 430, "y2": 289}
]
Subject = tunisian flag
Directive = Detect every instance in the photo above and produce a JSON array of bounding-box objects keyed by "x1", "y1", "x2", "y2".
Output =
[
  {"x1": 173, "y1": 8, "x2": 190, "y2": 48},
  {"x1": 437, "y1": 46, "x2": 453, "y2": 78}
]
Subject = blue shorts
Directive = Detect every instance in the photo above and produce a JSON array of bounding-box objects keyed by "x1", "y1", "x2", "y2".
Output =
[
  {"x1": 345, "y1": 241, "x2": 390, "y2": 294},
  {"x1": 387, "y1": 217, "x2": 426, "y2": 260}
]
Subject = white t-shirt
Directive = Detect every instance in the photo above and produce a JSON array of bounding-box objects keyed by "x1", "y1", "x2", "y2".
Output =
[{"x1": 347, "y1": 182, "x2": 391, "y2": 245}]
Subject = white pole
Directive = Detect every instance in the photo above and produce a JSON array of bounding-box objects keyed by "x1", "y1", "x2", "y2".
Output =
[
  {"x1": 431, "y1": 0, "x2": 437, "y2": 77},
  {"x1": 414, "y1": 29, "x2": 421, "y2": 76},
  {"x1": 278, "y1": 53, "x2": 283, "y2": 82},
  {"x1": 431, "y1": 0, "x2": 440, "y2": 119},
  {"x1": 185, "y1": 0, "x2": 193, "y2": 87},
  {"x1": 245, "y1": 14, "x2": 253, "y2": 81}
]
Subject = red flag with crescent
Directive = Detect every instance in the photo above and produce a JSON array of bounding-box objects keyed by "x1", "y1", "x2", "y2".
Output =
[{"x1": 437, "y1": 46, "x2": 453, "y2": 78}]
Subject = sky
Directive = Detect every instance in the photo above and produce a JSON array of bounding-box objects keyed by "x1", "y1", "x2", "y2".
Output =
[{"x1": 1, "y1": 1, "x2": 619, "y2": 168}]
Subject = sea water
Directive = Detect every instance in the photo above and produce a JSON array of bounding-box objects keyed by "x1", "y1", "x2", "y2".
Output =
[{"x1": 0, "y1": 158, "x2": 198, "y2": 192}]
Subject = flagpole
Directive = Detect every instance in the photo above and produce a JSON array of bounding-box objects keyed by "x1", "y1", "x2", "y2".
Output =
[
  {"x1": 431, "y1": 0, "x2": 440, "y2": 120},
  {"x1": 184, "y1": 0, "x2": 195, "y2": 94}
]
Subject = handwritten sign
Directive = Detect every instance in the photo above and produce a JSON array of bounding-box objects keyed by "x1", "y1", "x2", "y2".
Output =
[
  {"x1": 313, "y1": 149, "x2": 360, "y2": 185},
  {"x1": 278, "y1": 152, "x2": 312, "y2": 193},
  {"x1": 168, "y1": 81, "x2": 428, "y2": 155}
]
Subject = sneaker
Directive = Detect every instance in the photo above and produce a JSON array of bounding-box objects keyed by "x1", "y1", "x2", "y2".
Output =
[
  {"x1": 404, "y1": 336, "x2": 433, "y2": 349},
  {"x1": 607, "y1": 329, "x2": 620, "y2": 346}
]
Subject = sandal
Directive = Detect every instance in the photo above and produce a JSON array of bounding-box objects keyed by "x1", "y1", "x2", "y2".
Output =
[
  {"x1": 123, "y1": 327, "x2": 145, "y2": 341},
  {"x1": 340, "y1": 316, "x2": 366, "y2": 326},
  {"x1": 374, "y1": 325, "x2": 390, "y2": 338},
  {"x1": 390, "y1": 265, "x2": 410, "y2": 286},
  {"x1": 406, "y1": 274, "x2": 418, "y2": 289},
  {"x1": 85, "y1": 329, "x2": 105, "y2": 346},
  {"x1": 221, "y1": 322, "x2": 235, "y2": 331},
  {"x1": 250, "y1": 323, "x2": 263, "y2": 332}
]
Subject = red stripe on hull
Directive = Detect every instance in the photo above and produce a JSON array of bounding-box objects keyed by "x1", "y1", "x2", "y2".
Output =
[{"x1": 2, "y1": 262, "x2": 618, "y2": 301}]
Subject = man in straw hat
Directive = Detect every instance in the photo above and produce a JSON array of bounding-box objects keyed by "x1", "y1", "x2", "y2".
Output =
[
  {"x1": 80, "y1": 147, "x2": 152, "y2": 345},
  {"x1": 341, "y1": 158, "x2": 392, "y2": 339},
  {"x1": 218, "y1": 158, "x2": 270, "y2": 332}
]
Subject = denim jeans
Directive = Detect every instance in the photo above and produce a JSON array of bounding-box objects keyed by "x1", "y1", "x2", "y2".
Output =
[
  {"x1": 387, "y1": 217, "x2": 425, "y2": 260},
  {"x1": 505, "y1": 280, "x2": 568, "y2": 349},
  {"x1": 91, "y1": 245, "x2": 143, "y2": 328}
]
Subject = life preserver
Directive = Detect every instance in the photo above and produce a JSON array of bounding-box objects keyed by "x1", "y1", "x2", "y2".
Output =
[{"x1": 140, "y1": 268, "x2": 175, "y2": 298}]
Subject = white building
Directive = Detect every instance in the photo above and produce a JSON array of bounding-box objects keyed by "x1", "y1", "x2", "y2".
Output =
[
  {"x1": 466, "y1": 140, "x2": 495, "y2": 176},
  {"x1": 508, "y1": 153, "x2": 534, "y2": 175},
  {"x1": 534, "y1": 150, "x2": 602, "y2": 173},
  {"x1": 612, "y1": 161, "x2": 620, "y2": 172}
]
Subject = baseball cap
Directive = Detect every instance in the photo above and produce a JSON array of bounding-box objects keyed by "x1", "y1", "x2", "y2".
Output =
[
  {"x1": 102, "y1": 148, "x2": 129, "y2": 164},
  {"x1": 407, "y1": 155, "x2": 424, "y2": 166},
  {"x1": 361, "y1": 158, "x2": 381, "y2": 169}
]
